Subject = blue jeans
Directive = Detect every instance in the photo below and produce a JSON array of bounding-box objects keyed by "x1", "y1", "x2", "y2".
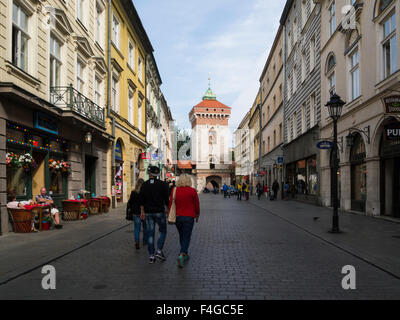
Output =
[
  {"x1": 175, "y1": 216, "x2": 195, "y2": 255},
  {"x1": 133, "y1": 215, "x2": 147, "y2": 244},
  {"x1": 145, "y1": 213, "x2": 167, "y2": 256}
]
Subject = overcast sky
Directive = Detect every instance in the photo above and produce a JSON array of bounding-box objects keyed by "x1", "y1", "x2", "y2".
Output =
[{"x1": 135, "y1": 0, "x2": 286, "y2": 131}]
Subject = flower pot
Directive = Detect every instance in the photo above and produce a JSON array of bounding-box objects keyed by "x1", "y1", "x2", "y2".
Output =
[{"x1": 42, "y1": 222, "x2": 50, "y2": 231}]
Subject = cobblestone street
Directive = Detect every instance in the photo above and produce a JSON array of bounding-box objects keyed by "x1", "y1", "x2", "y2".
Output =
[{"x1": 0, "y1": 194, "x2": 400, "y2": 300}]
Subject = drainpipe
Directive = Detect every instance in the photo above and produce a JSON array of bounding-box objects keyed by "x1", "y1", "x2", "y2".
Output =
[
  {"x1": 108, "y1": 0, "x2": 116, "y2": 208},
  {"x1": 258, "y1": 86, "x2": 262, "y2": 184}
]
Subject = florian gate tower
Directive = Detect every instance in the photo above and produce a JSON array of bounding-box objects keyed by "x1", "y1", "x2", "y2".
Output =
[{"x1": 189, "y1": 83, "x2": 232, "y2": 192}]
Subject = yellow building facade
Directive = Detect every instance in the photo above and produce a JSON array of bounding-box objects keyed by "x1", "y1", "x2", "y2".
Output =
[{"x1": 106, "y1": 0, "x2": 152, "y2": 204}]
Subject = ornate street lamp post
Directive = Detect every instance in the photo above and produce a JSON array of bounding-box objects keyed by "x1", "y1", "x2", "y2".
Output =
[{"x1": 325, "y1": 94, "x2": 346, "y2": 233}]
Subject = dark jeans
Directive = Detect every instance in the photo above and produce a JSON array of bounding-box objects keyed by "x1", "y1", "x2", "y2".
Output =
[
  {"x1": 175, "y1": 216, "x2": 195, "y2": 255},
  {"x1": 133, "y1": 215, "x2": 147, "y2": 244},
  {"x1": 145, "y1": 213, "x2": 167, "y2": 256},
  {"x1": 237, "y1": 191, "x2": 242, "y2": 200}
]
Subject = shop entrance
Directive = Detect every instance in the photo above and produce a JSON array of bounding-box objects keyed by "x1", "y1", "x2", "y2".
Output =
[
  {"x1": 115, "y1": 139, "x2": 124, "y2": 202},
  {"x1": 85, "y1": 155, "x2": 97, "y2": 196},
  {"x1": 32, "y1": 151, "x2": 47, "y2": 199},
  {"x1": 350, "y1": 133, "x2": 367, "y2": 212},
  {"x1": 380, "y1": 128, "x2": 400, "y2": 218}
]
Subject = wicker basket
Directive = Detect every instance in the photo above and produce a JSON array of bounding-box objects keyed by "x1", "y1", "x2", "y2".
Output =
[
  {"x1": 88, "y1": 199, "x2": 101, "y2": 215},
  {"x1": 101, "y1": 197, "x2": 111, "y2": 213},
  {"x1": 8, "y1": 209, "x2": 33, "y2": 233},
  {"x1": 62, "y1": 201, "x2": 80, "y2": 221}
]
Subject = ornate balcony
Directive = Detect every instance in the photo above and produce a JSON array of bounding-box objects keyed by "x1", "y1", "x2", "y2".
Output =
[{"x1": 50, "y1": 85, "x2": 105, "y2": 127}]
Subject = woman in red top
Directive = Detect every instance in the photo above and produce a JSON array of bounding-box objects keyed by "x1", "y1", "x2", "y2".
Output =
[{"x1": 169, "y1": 174, "x2": 200, "y2": 268}]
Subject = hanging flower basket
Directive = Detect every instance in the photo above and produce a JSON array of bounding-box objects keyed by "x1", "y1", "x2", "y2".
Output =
[
  {"x1": 19, "y1": 153, "x2": 37, "y2": 172},
  {"x1": 49, "y1": 159, "x2": 71, "y2": 175},
  {"x1": 6, "y1": 152, "x2": 21, "y2": 169}
]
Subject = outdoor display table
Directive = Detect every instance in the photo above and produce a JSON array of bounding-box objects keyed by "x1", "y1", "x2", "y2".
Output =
[
  {"x1": 62, "y1": 200, "x2": 88, "y2": 221},
  {"x1": 100, "y1": 196, "x2": 111, "y2": 213},
  {"x1": 8, "y1": 208, "x2": 34, "y2": 233},
  {"x1": 88, "y1": 198, "x2": 101, "y2": 215},
  {"x1": 27, "y1": 204, "x2": 51, "y2": 231}
]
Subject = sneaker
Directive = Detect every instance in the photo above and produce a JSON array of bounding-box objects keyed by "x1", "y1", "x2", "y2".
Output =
[
  {"x1": 135, "y1": 243, "x2": 140, "y2": 250},
  {"x1": 183, "y1": 254, "x2": 190, "y2": 261},
  {"x1": 177, "y1": 255, "x2": 184, "y2": 268},
  {"x1": 155, "y1": 250, "x2": 166, "y2": 261},
  {"x1": 149, "y1": 255, "x2": 156, "y2": 264}
]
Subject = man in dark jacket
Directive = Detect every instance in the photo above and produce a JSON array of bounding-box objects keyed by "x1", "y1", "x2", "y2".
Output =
[{"x1": 140, "y1": 166, "x2": 170, "y2": 264}]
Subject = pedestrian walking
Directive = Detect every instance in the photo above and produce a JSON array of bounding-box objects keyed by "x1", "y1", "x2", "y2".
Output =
[
  {"x1": 237, "y1": 183, "x2": 242, "y2": 201},
  {"x1": 244, "y1": 182, "x2": 249, "y2": 201},
  {"x1": 139, "y1": 166, "x2": 170, "y2": 264},
  {"x1": 169, "y1": 174, "x2": 200, "y2": 268},
  {"x1": 127, "y1": 178, "x2": 147, "y2": 249},
  {"x1": 272, "y1": 180, "x2": 280, "y2": 200},
  {"x1": 222, "y1": 183, "x2": 228, "y2": 198},
  {"x1": 256, "y1": 182, "x2": 263, "y2": 200},
  {"x1": 263, "y1": 184, "x2": 269, "y2": 199},
  {"x1": 283, "y1": 181, "x2": 290, "y2": 200}
]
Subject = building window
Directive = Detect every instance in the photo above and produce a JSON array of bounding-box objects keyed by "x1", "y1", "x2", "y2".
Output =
[
  {"x1": 310, "y1": 93, "x2": 315, "y2": 128},
  {"x1": 329, "y1": 1, "x2": 336, "y2": 37},
  {"x1": 50, "y1": 35, "x2": 61, "y2": 88},
  {"x1": 128, "y1": 90, "x2": 134, "y2": 125},
  {"x1": 301, "y1": 51, "x2": 306, "y2": 82},
  {"x1": 129, "y1": 41, "x2": 135, "y2": 70},
  {"x1": 138, "y1": 55, "x2": 143, "y2": 82},
  {"x1": 326, "y1": 54, "x2": 336, "y2": 96},
  {"x1": 382, "y1": 12, "x2": 397, "y2": 78},
  {"x1": 112, "y1": 75, "x2": 119, "y2": 113},
  {"x1": 77, "y1": 0, "x2": 84, "y2": 21},
  {"x1": 76, "y1": 60, "x2": 84, "y2": 93},
  {"x1": 112, "y1": 14, "x2": 120, "y2": 49},
  {"x1": 310, "y1": 36, "x2": 316, "y2": 72},
  {"x1": 95, "y1": 77, "x2": 102, "y2": 106},
  {"x1": 293, "y1": 112, "x2": 297, "y2": 138},
  {"x1": 350, "y1": 48, "x2": 360, "y2": 100},
  {"x1": 95, "y1": 2, "x2": 104, "y2": 48},
  {"x1": 301, "y1": 102, "x2": 306, "y2": 134},
  {"x1": 293, "y1": 65, "x2": 297, "y2": 93},
  {"x1": 273, "y1": 130, "x2": 276, "y2": 148},
  {"x1": 279, "y1": 123, "x2": 282, "y2": 143},
  {"x1": 12, "y1": 2, "x2": 29, "y2": 72},
  {"x1": 138, "y1": 97, "x2": 142, "y2": 131}
]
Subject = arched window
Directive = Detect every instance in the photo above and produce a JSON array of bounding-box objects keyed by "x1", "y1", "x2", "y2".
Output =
[
  {"x1": 326, "y1": 53, "x2": 336, "y2": 96},
  {"x1": 209, "y1": 129, "x2": 217, "y2": 145}
]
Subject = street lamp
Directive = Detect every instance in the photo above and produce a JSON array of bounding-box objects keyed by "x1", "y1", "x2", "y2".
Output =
[{"x1": 325, "y1": 94, "x2": 346, "y2": 233}]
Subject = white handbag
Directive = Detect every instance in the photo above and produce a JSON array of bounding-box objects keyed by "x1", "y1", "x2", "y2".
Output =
[{"x1": 168, "y1": 187, "x2": 177, "y2": 224}]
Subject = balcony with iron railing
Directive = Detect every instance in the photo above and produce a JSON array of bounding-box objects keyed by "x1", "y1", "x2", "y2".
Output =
[{"x1": 50, "y1": 84, "x2": 105, "y2": 127}]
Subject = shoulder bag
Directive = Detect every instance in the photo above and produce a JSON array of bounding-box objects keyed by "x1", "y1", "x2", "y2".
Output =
[{"x1": 168, "y1": 187, "x2": 177, "y2": 224}]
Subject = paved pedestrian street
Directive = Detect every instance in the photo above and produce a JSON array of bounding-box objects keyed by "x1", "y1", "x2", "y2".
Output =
[{"x1": 0, "y1": 194, "x2": 400, "y2": 300}]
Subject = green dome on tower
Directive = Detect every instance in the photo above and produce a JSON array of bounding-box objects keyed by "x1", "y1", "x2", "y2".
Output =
[{"x1": 202, "y1": 78, "x2": 217, "y2": 101}]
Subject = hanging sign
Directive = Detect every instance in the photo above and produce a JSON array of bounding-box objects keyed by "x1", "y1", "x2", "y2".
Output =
[
  {"x1": 383, "y1": 96, "x2": 400, "y2": 113},
  {"x1": 34, "y1": 112, "x2": 58, "y2": 135},
  {"x1": 115, "y1": 141, "x2": 123, "y2": 161},
  {"x1": 317, "y1": 141, "x2": 334, "y2": 150},
  {"x1": 141, "y1": 152, "x2": 150, "y2": 160}
]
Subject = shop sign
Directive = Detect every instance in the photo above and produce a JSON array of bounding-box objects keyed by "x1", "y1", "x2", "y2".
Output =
[
  {"x1": 383, "y1": 96, "x2": 400, "y2": 113},
  {"x1": 260, "y1": 170, "x2": 266, "y2": 175},
  {"x1": 141, "y1": 152, "x2": 150, "y2": 160},
  {"x1": 384, "y1": 121, "x2": 400, "y2": 140},
  {"x1": 34, "y1": 112, "x2": 58, "y2": 135},
  {"x1": 317, "y1": 141, "x2": 334, "y2": 150},
  {"x1": 115, "y1": 141, "x2": 123, "y2": 161}
]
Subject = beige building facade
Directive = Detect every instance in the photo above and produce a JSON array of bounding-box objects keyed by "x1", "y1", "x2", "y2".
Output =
[
  {"x1": 0, "y1": 0, "x2": 112, "y2": 234},
  {"x1": 259, "y1": 26, "x2": 284, "y2": 194},
  {"x1": 319, "y1": 0, "x2": 400, "y2": 218}
]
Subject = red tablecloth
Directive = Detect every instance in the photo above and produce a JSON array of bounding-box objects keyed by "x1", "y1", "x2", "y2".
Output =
[
  {"x1": 23, "y1": 204, "x2": 50, "y2": 211},
  {"x1": 63, "y1": 199, "x2": 88, "y2": 205}
]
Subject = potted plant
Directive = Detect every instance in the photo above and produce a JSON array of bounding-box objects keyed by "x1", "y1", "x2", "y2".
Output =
[
  {"x1": 42, "y1": 215, "x2": 53, "y2": 231},
  {"x1": 6, "y1": 152, "x2": 21, "y2": 169},
  {"x1": 19, "y1": 153, "x2": 37, "y2": 172}
]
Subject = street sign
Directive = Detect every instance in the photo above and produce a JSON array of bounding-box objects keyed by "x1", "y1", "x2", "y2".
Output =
[
  {"x1": 317, "y1": 141, "x2": 334, "y2": 150},
  {"x1": 277, "y1": 156, "x2": 284, "y2": 164}
]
